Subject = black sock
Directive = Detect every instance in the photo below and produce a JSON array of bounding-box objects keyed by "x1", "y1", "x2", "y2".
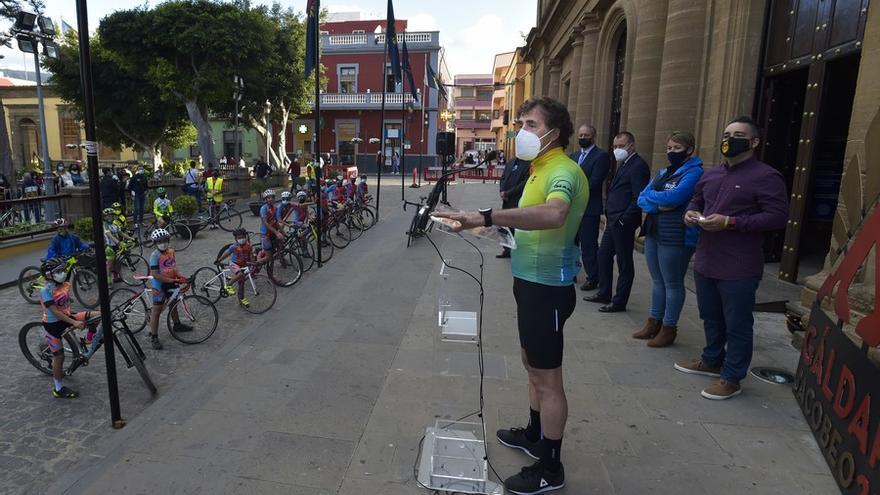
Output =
[
  {"x1": 543, "y1": 436, "x2": 562, "y2": 471},
  {"x1": 524, "y1": 408, "x2": 541, "y2": 442}
]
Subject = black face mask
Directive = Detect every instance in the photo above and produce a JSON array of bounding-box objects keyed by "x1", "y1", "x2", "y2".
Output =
[
  {"x1": 578, "y1": 138, "x2": 593, "y2": 149},
  {"x1": 720, "y1": 137, "x2": 752, "y2": 158},
  {"x1": 666, "y1": 151, "x2": 690, "y2": 167}
]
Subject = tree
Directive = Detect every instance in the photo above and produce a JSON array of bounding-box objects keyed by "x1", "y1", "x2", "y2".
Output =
[
  {"x1": 0, "y1": 0, "x2": 44, "y2": 183},
  {"x1": 44, "y1": 31, "x2": 191, "y2": 170},
  {"x1": 98, "y1": 0, "x2": 276, "y2": 168}
]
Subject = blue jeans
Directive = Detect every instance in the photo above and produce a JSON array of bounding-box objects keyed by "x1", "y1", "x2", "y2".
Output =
[
  {"x1": 644, "y1": 237, "x2": 693, "y2": 326},
  {"x1": 694, "y1": 272, "x2": 760, "y2": 384}
]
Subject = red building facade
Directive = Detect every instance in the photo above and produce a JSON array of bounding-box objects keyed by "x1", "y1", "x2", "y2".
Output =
[{"x1": 288, "y1": 20, "x2": 446, "y2": 174}]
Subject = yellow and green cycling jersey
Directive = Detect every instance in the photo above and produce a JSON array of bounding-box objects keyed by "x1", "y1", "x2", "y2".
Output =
[
  {"x1": 511, "y1": 147, "x2": 589, "y2": 287},
  {"x1": 153, "y1": 197, "x2": 173, "y2": 218}
]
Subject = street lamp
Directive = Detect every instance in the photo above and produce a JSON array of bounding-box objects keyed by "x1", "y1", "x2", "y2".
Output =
[
  {"x1": 12, "y1": 11, "x2": 60, "y2": 219},
  {"x1": 264, "y1": 99, "x2": 272, "y2": 169},
  {"x1": 233, "y1": 75, "x2": 244, "y2": 172}
]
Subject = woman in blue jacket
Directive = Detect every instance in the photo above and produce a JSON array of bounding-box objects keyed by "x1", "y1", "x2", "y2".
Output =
[{"x1": 634, "y1": 131, "x2": 703, "y2": 347}]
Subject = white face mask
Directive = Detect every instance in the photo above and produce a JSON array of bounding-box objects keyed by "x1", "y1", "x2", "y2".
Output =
[
  {"x1": 52, "y1": 272, "x2": 67, "y2": 283},
  {"x1": 613, "y1": 147, "x2": 630, "y2": 162},
  {"x1": 515, "y1": 128, "x2": 554, "y2": 161},
  {"x1": 157, "y1": 242, "x2": 169, "y2": 251}
]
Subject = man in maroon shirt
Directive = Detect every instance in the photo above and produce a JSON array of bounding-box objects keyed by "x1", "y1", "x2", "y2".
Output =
[{"x1": 674, "y1": 116, "x2": 789, "y2": 400}]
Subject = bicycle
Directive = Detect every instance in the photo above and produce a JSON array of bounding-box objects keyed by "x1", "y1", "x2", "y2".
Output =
[
  {"x1": 191, "y1": 261, "x2": 277, "y2": 314},
  {"x1": 198, "y1": 199, "x2": 243, "y2": 232},
  {"x1": 107, "y1": 275, "x2": 218, "y2": 344},
  {"x1": 281, "y1": 224, "x2": 320, "y2": 271},
  {"x1": 262, "y1": 233, "x2": 305, "y2": 287},
  {"x1": 139, "y1": 217, "x2": 193, "y2": 252},
  {"x1": 18, "y1": 310, "x2": 157, "y2": 394},
  {"x1": 110, "y1": 241, "x2": 149, "y2": 287},
  {"x1": 0, "y1": 205, "x2": 21, "y2": 227},
  {"x1": 18, "y1": 253, "x2": 99, "y2": 308},
  {"x1": 403, "y1": 196, "x2": 434, "y2": 248}
]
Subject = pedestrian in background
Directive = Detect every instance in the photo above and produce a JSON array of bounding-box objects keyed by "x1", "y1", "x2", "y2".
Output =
[
  {"x1": 675, "y1": 116, "x2": 788, "y2": 400},
  {"x1": 634, "y1": 131, "x2": 703, "y2": 347},
  {"x1": 287, "y1": 155, "x2": 301, "y2": 193},
  {"x1": 570, "y1": 124, "x2": 611, "y2": 292},
  {"x1": 585, "y1": 131, "x2": 650, "y2": 312},
  {"x1": 69, "y1": 163, "x2": 85, "y2": 185},
  {"x1": 100, "y1": 167, "x2": 116, "y2": 209},
  {"x1": 128, "y1": 166, "x2": 149, "y2": 227},
  {"x1": 391, "y1": 151, "x2": 400, "y2": 175},
  {"x1": 496, "y1": 156, "x2": 531, "y2": 258},
  {"x1": 21, "y1": 172, "x2": 41, "y2": 223},
  {"x1": 57, "y1": 163, "x2": 74, "y2": 189}
]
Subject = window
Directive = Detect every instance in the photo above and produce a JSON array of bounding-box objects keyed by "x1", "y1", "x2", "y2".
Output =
[
  {"x1": 385, "y1": 66, "x2": 399, "y2": 92},
  {"x1": 339, "y1": 66, "x2": 357, "y2": 94},
  {"x1": 477, "y1": 88, "x2": 493, "y2": 100},
  {"x1": 59, "y1": 115, "x2": 80, "y2": 160},
  {"x1": 477, "y1": 111, "x2": 492, "y2": 121},
  {"x1": 352, "y1": 29, "x2": 365, "y2": 34},
  {"x1": 459, "y1": 87, "x2": 475, "y2": 98},
  {"x1": 336, "y1": 120, "x2": 358, "y2": 165},
  {"x1": 459, "y1": 110, "x2": 475, "y2": 120}
]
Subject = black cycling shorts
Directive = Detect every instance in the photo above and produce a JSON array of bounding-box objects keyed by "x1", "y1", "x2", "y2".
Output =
[
  {"x1": 513, "y1": 277, "x2": 576, "y2": 370},
  {"x1": 43, "y1": 320, "x2": 69, "y2": 339}
]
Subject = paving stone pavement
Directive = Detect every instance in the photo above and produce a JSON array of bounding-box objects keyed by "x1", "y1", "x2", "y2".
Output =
[{"x1": 1, "y1": 181, "x2": 838, "y2": 495}]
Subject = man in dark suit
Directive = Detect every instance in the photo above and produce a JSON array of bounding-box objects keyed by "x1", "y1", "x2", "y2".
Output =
[
  {"x1": 586, "y1": 131, "x2": 650, "y2": 312},
  {"x1": 496, "y1": 156, "x2": 531, "y2": 258},
  {"x1": 570, "y1": 124, "x2": 611, "y2": 290}
]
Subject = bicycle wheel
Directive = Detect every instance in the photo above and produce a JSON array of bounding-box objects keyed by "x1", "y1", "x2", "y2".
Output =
[
  {"x1": 19, "y1": 322, "x2": 81, "y2": 376},
  {"x1": 296, "y1": 237, "x2": 315, "y2": 272},
  {"x1": 168, "y1": 223, "x2": 193, "y2": 251},
  {"x1": 115, "y1": 327, "x2": 157, "y2": 394},
  {"x1": 347, "y1": 214, "x2": 364, "y2": 240},
  {"x1": 109, "y1": 287, "x2": 149, "y2": 334},
  {"x1": 119, "y1": 254, "x2": 149, "y2": 286},
  {"x1": 267, "y1": 249, "x2": 303, "y2": 287},
  {"x1": 141, "y1": 224, "x2": 156, "y2": 248},
  {"x1": 217, "y1": 206, "x2": 243, "y2": 232},
  {"x1": 239, "y1": 274, "x2": 276, "y2": 314},
  {"x1": 72, "y1": 268, "x2": 100, "y2": 309},
  {"x1": 359, "y1": 208, "x2": 376, "y2": 231},
  {"x1": 329, "y1": 221, "x2": 352, "y2": 249},
  {"x1": 406, "y1": 214, "x2": 419, "y2": 248},
  {"x1": 314, "y1": 232, "x2": 333, "y2": 263},
  {"x1": 191, "y1": 266, "x2": 223, "y2": 303},
  {"x1": 167, "y1": 294, "x2": 218, "y2": 344},
  {"x1": 18, "y1": 266, "x2": 43, "y2": 304}
]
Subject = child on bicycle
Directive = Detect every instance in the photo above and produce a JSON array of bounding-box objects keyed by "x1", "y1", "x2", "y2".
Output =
[
  {"x1": 153, "y1": 187, "x2": 174, "y2": 228},
  {"x1": 259, "y1": 189, "x2": 282, "y2": 264},
  {"x1": 103, "y1": 207, "x2": 135, "y2": 284},
  {"x1": 111, "y1": 202, "x2": 128, "y2": 231},
  {"x1": 215, "y1": 228, "x2": 255, "y2": 308},
  {"x1": 147, "y1": 228, "x2": 191, "y2": 350},
  {"x1": 357, "y1": 176, "x2": 369, "y2": 203},
  {"x1": 46, "y1": 218, "x2": 91, "y2": 260},
  {"x1": 39, "y1": 258, "x2": 101, "y2": 398}
]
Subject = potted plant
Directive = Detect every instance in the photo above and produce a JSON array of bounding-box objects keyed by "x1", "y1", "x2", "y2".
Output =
[{"x1": 171, "y1": 194, "x2": 205, "y2": 237}]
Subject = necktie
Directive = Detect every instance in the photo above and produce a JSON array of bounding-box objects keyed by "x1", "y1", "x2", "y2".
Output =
[{"x1": 579, "y1": 150, "x2": 587, "y2": 165}]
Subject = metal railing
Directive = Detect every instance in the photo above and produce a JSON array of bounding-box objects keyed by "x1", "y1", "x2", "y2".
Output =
[
  {"x1": 375, "y1": 32, "x2": 433, "y2": 44},
  {"x1": 312, "y1": 92, "x2": 420, "y2": 107},
  {"x1": 0, "y1": 193, "x2": 68, "y2": 239}
]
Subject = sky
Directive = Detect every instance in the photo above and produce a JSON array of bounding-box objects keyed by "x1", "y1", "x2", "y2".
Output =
[{"x1": 0, "y1": 0, "x2": 537, "y2": 77}]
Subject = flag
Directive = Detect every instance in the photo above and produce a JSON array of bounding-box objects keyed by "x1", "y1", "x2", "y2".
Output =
[
  {"x1": 60, "y1": 18, "x2": 76, "y2": 37},
  {"x1": 386, "y1": 0, "x2": 402, "y2": 86},
  {"x1": 425, "y1": 61, "x2": 447, "y2": 100},
  {"x1": 402, "y1": 35, "x2": 418, "y2": 101},
  {"x1": 304, "y1": 0, "x2": 319, "y2": 77}
]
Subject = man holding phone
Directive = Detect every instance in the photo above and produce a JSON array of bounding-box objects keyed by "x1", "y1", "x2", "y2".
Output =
[{"x1": 675, "y1": 116, "x2": 788, "y2": 400}]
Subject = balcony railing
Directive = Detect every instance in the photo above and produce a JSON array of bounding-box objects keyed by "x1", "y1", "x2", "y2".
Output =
[
  {"x1": 311, "y1": 92, "x2": 421, "y2": 109},
  {"x1": 322, "y1": 31, "x2": 439, "y2": 51}
]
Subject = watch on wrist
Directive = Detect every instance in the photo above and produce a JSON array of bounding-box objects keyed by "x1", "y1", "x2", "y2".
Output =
[{"x1": 479, "y1": 208, "x2": 493, "y2": 227}]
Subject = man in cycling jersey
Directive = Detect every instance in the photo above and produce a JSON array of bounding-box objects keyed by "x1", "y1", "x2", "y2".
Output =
[
  {"x1": 39, "y1": 258, "x2": 101, "y2": 398},
  {"x1": 147, "y1": 228, "x2": 190, "y2": 350},
  {"x1": 434, "y1": 97, "x2": 587, "y2": 495},
  {"x1": 153, "y1": 187, "x2": 174, "y2": 228},
  {"x1": 46, "y1": 218, "x2": 91, "y2": 260}
]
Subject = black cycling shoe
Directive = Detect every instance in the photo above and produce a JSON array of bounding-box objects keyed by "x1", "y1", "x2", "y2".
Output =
[
  {"x1": 504, "y1": 461, "x2": 565, "y2": 495},
  {"x1": 173, "y1": 322, "x2": 193, "y2": 333},
  {"x1": 52, "y1": 386, "x2": 79, "y2": 399},
  {"x1": 150, "y1": 335, "x2": 163, "y2": 350},
  {"x1": 497, "y1": 427, "x2": 541, "y2": 460}
]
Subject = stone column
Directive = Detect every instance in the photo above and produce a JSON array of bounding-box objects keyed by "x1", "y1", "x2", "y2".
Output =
[
  {"x1": 625, "y1": 0, "x2": 669, "y2": 162},
  {"x1": 548, "y1": 60, "x2": 562, "y2": 100},
  {"x1": 650, "y1": 0, "x2": 708, "y2": 168},
  {"x1": 575, "y1": 17, "x2": 601, "y2": 131},
  {"x1": 567, "y1": 27, "x2": 585, "y2": 132}
]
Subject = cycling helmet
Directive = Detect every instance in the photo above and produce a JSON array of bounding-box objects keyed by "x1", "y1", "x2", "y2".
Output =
[
  {"x1": 262, "y1": 189, "x2": 276, "y2": 199},
  {"x1": 296, "y1": 191, "x2": 307, "y2": 200},
  {"x1": 156, "y1": 187, "x2": 166, "y2": 194},
  {"x1": 151, "y1": 228, "x2": 171, "y2": 242},
  {"x1": 111, "y1": 202, "x2": 121, "y2": 209},
  {"x1": 232, "y1": 228, "x2": 248, "y2": 238},
  {"x1": 41, "y1": 257, "x2": 66, "y2": 277},
  {"x1": 102, "y1": 207, "x2": 115, "y2": 217},
  {"x1": 281, "y1": 191, "x2": 292, "y2": 200},
  {"x1": 54, "y1": 218, "x2": 68, "y2": 227}
]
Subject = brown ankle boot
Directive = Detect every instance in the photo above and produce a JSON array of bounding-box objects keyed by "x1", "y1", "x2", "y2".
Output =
[
  {"x1": 632, "y1": 318, "x2": 662, "y2": 339},
  {"x1": 648, "y1": 325, "x2": 678, "y2": 347}
]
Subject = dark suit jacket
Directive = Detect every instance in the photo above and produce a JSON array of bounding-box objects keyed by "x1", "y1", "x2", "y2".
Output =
[
  {"x1": 570, "y1": 146, "x2": 611, "y2": 216},
  {"x1": 499, "y1": 158, "x2": 531, "y2": 208},
  {"x1": 605, "y1": 152, "x2": 651, "y2": 227}
]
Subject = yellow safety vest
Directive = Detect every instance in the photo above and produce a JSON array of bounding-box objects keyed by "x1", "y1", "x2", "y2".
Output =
[{"x1": 206, "y1": 176, "x2": 223, "y2": 202}]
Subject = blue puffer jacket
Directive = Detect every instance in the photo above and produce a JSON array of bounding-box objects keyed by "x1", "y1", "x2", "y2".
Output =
[{"x1": 637, "y1": 156, "x2": 703, "y2": 247}]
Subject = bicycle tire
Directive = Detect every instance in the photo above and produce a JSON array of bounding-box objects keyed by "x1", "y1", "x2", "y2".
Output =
[
  {"x1": 72, "y1": 267, "x2": 100, "y2": 309},
  {"x1": 406, "y1": 214, "x2": 419, "y2": 248},
  {"x1": 296, "y1": 237, "x2": 315, "y2": 272},
  {"x1": 109, "y1": 287, "x2": 149, "y2": 334},
  {"x1": 19, "y1": 322, "x2": 81, "y2": 376},
  {"x1": 239, "y1": 274, "x2": 276, "y2": 314},
  {"x1": 18, "y1": 266, "x2": 43, "y2": 304},
  {"x1": 168, "y1": 223, "x2": 193, "y2": 251},
  {"x1": 314, "y1": 232, "x2": 333, "y2": 263},
  {"x1": 167, "y1": 294, "x2": 218, "y2": 344},
  {"x1": 217, "y1": 206, "x2": 243, "y2": 232},
  {"x1": 216, "y1": 243, "x2": 233, "y2": 262},
  {"x1": 366, "y1": 205, "x2": 378, "y2": 226},
  {"x1": 359, "y1": 208, "x2": 375, "y2": 231},
  {"x1": 267, "y1": 249, "x2": 303, "y2": 287},
  {"x1": 329, "y1": 221, "x2": 352, "y2": 249},
  {"x1": 191, "y1": 266, "x2": 223, "y2": 304},
  {"x1": 119, "y1": 253, "x2": 149, "y2": 287},
  {"x1": 347, "y1": 214, "x2": 364, "y2": 240},
  {"x1": 140, "y1": 224, "x2": 156, "y2": 248},
  {"x1": 115, "y1": 327, "x2": 157, "y2": 394}
]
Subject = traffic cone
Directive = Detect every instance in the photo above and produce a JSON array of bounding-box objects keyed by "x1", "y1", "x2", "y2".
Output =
[{"x1": 409, "y1": 168, "x2": 420, "y2": 188}]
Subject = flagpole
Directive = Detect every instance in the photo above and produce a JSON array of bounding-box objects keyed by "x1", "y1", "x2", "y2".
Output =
[
  {"x1": 314, "y1": 0, "x2": 323, "y2": 267},
  {"x1": 376, "y1": 37, "x2": 387, "y2": 222},
  {"x1": 420, "y1": 52, "x2": 427, "y2": 187},
  {"x1": 400, "y1": 35, "x2": 406, "y2": 202}
]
